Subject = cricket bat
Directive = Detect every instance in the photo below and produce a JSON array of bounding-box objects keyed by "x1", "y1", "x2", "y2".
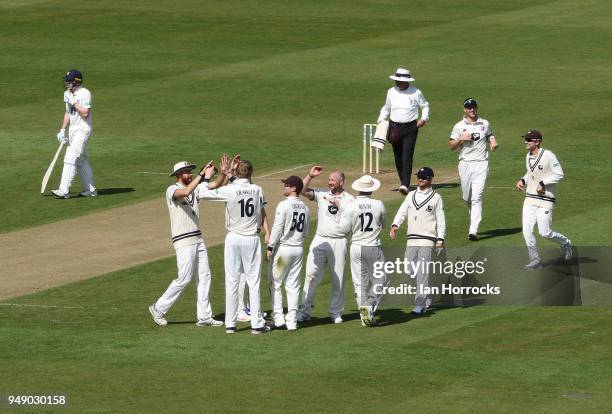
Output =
[{"x1": 40, "y1": 141, "x2": 65, "y2": 194}]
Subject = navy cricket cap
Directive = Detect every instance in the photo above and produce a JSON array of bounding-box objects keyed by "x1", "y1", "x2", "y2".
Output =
[
  {"x1": 463, "y1": 98, "x2": 478, "y2": 108},
  {"x1": 522, "y1": 130, "x2": 543, "y2": 141},
  {"x1": 282, "y1": 175, "x2": 303, "y2": 194},
  {"x1": 64, "y1": 69, "x2": 83, "y2": 82},
  {"x1": 416, "y1": 167, "x2": 434, "y2": 180}
]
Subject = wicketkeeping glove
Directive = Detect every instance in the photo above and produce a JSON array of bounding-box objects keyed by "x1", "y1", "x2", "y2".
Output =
[
  {"x1": 57, "y1": 129, "x2": 67, "y2": 144},
  {"x1": 63, "y1": 91, "x2": 76, "y2": 106}
]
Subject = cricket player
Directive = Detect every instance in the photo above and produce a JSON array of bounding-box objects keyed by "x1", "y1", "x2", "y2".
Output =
[
  {"x1": 337, "y1": 175, "x2": 386, "y2": 327},
  {"x1": 515, "y1": 130, "x2": 572, "y2": 269},
  {"x1": 266, "y1": 176, "x2": 310, "y2": 330},
  {"x1": 149, "y1": 156, "x2": 230, "y2": 327},
  {"x1": 390, "y1": 167, "x2": 445, "y2": 314},
  {"x1": 208, "y1": 160, "x2": 271, "y2": 334},
  {"x1": 298, "y1": 166, "x2": 355, "y2": 324},
  {"x1": 449, "y1": 98, "x2": 498, "y2": 240},
  {"x1": 52, "y1": 69, "x2": 96, "y2": 199}
]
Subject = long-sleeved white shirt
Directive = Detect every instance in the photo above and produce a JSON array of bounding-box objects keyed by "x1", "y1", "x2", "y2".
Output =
[
  {"x1": 338, "y1": 196, "x2": 386, "y2": 246},
  {"x1": 204, "y1": 178, "x2": 267, "y2": 236},
  {"x1": 392, "y1": 187, "x2": 445, "y2": 246},
  {"x1": 268, "y1": 196, "x2": 310, "y2": 248},
  {"x1": 377, "y1": 85, "x2": 429, "y2": 124},
  {"x1": 521, "y1": 148, "x2": 564, "y2": 209}
]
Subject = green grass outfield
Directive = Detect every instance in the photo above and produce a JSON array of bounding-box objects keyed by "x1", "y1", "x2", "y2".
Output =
[{"x1": 2, "y1": 0, "x2": 612, "y2": 412}]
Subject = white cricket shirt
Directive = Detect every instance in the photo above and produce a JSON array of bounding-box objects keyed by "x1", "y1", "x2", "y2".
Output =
[
  {"x1": 521, "y1": 148, "x2": 564, "y2": 209},
  {"x1": 207, "y1": 178, "x2": 267, "y2": 236},
  {"x1": 339, "y1": 196, "x2": 386, "y2": 246},
  {"x1": 166, "y1": 181, "x2": 216, "y2": 250},
  {"x1": 313, "y1": 189, "x2": 355, "y2": 238},
  {"x1": 392, "y1": 187, "x2": 446, "y2": 247},
  {"x1": 377, "y1": 85, "x2": 430, "y2": 124},
  {"x1": 450, "y1": 117, "x2": 493, "y2": 162},
  {"x1": 66, "y1": 87, "x2": 92, "y2": 130},
  {"x1": 268, "y1": 196, "x2": 310, "y2": 248}
]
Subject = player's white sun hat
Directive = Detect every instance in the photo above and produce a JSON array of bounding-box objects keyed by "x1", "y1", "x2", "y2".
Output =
[
  {"x1": 389, "y1": 68, "x2": 415, "y2": 82},
  {"x1": 352, "y1": 175, "x2": 381, "y2": 193},
  {"x1": 170, "y1": 161, "x2": 197, "y2": 176}
]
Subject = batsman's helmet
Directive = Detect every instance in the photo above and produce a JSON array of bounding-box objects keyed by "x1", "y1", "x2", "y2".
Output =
[{"x1": 64, "y1": 69, "x2": 83, "y2": 90}]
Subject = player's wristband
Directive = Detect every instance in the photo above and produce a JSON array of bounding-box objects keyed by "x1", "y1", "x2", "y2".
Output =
[
  {"x1": 436, "y1": 238, "x2": 444, "y2": 242},
  {"x1": 539, "y1": 181, "x2": 545, "y2": 187},
  {"x1": 229, "y1": 176, "x2": 237, "y2": 183},
  {"x1": 267, "y1": 246, "x2": 274, "y2": 252},
  {"x1": 520, "y1": 178, "x2": 526, "y2": 185},
  {"x1": 308, "y1": 174, "x2": 315, "y2": 178}
]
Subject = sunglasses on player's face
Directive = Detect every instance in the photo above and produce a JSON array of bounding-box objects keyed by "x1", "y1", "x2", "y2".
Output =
[{"x1": 523, "y1": 138, "x2": 540, "y2": 142}]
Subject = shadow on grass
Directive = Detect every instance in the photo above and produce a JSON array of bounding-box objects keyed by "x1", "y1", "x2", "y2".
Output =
[
  {"x1": 477, "y1": 227, "x2": 522, "y2": 240},
  {"x1": 97, "y1": 187, "x2": 135, "y2": 196}
]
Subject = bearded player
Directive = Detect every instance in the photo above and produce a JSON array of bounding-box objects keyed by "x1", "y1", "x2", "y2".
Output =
[{"x1": 52, "y1": 69, "x2": 96, "y2": 199}]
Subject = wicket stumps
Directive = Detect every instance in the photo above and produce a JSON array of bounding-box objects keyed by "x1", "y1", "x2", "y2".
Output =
[{"x1": 362, "y1": 123, "x2": 379, "y2": 174}]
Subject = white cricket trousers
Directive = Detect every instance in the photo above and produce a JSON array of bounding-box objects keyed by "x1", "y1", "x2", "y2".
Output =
[
  {"x1": 459, "y1": 160, "x2": 488, "y2": 235},
  {"x1": 224, "y1": 233, "x2": 265, "y2": 329},
  {"x1": 405, "y1": 245, "x2": 433, "y2": 308},
  {"x1": 269, "y1": 245, "x2": 303, "y2": 329},
  {"x1": 59, "y1": 128, "x2": 96, "y2": 194},
  {"x1": 349, "y1": 244, "x2": 386, "y2": 308},
  {"x1": 522, "y1": 203, "x2": 570, "y2": 261},
  {"x1": 301, "y1": 235, "x2": 348, "y2": 318},
  {"x1": 155, "y1": 241, "x2": 214, "y2": 321}
]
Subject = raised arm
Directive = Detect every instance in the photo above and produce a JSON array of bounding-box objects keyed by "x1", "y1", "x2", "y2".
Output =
[
  {"x1": 173, "y1": 161, "x2": 215, "y2": 199},
  {"x1": 302, "y1": 165, "x2": 322, "y2": 201}
]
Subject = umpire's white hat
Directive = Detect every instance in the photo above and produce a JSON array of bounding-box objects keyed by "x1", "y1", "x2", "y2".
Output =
[
  {"x1": 389, "y1": 68, "x2": 415, "y2": 82},
  {"x1": 170, "y1": 161, "x2": 197, "y2": 176},
  {"x1": 352, "y1": 175, "x2": 381, "y2": 193}
]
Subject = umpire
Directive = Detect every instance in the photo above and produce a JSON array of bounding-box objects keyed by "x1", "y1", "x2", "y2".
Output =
[{"x1": 377, "y1": 68, "x2": 430, "y2": 194}]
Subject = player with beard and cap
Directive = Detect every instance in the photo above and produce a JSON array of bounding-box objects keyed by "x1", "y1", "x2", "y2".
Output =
[
  {"x1": 515, "y1": 130, "x2": 572, "y2": 269},
  {"x1": 149, "y1": 155, "x2": 231, "y2": 327},
  {"x1": 297, "y1": 166, "x2": 355, "y2": 324},
  {"x1": 266, "y1": 176, "x2": 310, "y2": 330},
  {"x1": 390, "y1": 167, "x2": 445, "y2": 315}
]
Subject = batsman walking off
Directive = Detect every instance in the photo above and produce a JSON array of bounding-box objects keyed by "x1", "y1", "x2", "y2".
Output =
[
  {"x1": 516, "y1": 130, "x2": 572, "y2": 269},
  {"x1": 52, "y1": 69, "x2": 96, "y2": 199}
]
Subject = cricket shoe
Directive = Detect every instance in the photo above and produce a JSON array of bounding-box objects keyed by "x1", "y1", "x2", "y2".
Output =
[
  {"x1": 561, "y1": 241, "x2": 573, "y2": 261},
  {"x1": 287, "y1": 324, "x2": 298, "y2": 331},
  {"x1": 225, "y1": 326, "x2": 237, "y2": 334},
  {"x1": 411, "y1": 306, "x2": 426, "y2": 315},
  {"x1": 148, "y1": 305, "x2": 167, "y2": 326},
  {"x1": 51, "y1": 189, "x2": 69, "y2": 199},
  {"x1": 359, "y1": 306, "x2": 372, "y2": 327},
  {"x1": 330, "y1": 315, "x2": 343, "y2": 324},
  {"x1": 196, "y1": 318, "x2": 224, "y2": 327},
  {"x1": 524, "y1": 259, "x2": 542, "y2": 270},
  {"x1": 296, "y1": 310, "x2": 311, "y2": 322},
  {"x1": 79, "y1": 190, "x2": 98, "y2": 197},
  {"x1": 251, "y1": 325, "x2": 271, "y2": 335},
  {"x1": 468, "y1": 234, "x2": 478, "y2": 241}
]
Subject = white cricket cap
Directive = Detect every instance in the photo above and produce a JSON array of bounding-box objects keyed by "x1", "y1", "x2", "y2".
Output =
[
  {"x1": 170, "y1": 161, "x2": 196, "y2": 176},
  {"x1": 352, "y1": 175, "x2": 381, "y2": 193},
  {"x1": 389, "y1": 68, "x2": 415, "y2": 82}
]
